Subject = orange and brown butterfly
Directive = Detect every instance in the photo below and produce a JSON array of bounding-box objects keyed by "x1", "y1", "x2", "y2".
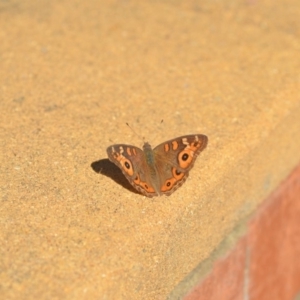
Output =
[{"x1": 107, "y1": 134, "x2": 208, "y2": 197}]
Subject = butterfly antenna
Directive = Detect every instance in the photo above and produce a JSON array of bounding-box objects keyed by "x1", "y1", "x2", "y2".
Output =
[
  {"x1": 150, "y1": 119, "x2": 164, "y2": 143},
  {"x1": 126, "y1": 122, "x2": 145, "y2": 143}
]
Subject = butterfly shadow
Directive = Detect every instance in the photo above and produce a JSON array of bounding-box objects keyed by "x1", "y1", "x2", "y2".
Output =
[{"x1": 91, "y1": 159, "x2": 140, "y2": 195}]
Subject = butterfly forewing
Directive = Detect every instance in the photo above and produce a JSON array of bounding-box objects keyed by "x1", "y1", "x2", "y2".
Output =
[{"x1": 153, "y1": 134, "x2": 208, "y2": 171}]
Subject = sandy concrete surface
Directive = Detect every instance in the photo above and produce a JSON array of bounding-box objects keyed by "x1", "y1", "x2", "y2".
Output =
[{"x1": 1, "y1": 0, "x2": 300, "y2": 299}]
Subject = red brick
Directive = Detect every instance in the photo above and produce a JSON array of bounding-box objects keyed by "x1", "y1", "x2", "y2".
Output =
[
  {"x1": 248, "y1": 166, "x2": 300, "y2": 300},
  {"x1": 184, "y1": 237, "x2": 246, "y2": 300},
  {"x1": 184, "y1": 164, "x2": 300, "y2": 300}
]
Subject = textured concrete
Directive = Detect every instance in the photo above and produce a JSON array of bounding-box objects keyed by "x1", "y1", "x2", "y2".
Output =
[{"x1": 1, "y1": 0, "x2": 300, "y2": 299}]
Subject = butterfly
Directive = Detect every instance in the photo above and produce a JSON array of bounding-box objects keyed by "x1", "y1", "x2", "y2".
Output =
[{"x1": 107, "y1": 134, "x2": 208, "y2": 197}]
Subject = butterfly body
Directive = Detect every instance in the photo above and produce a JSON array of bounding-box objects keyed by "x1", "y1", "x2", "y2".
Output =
[{"x1": 107, "y1": 134, "x2": 208, "y2": 197}]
